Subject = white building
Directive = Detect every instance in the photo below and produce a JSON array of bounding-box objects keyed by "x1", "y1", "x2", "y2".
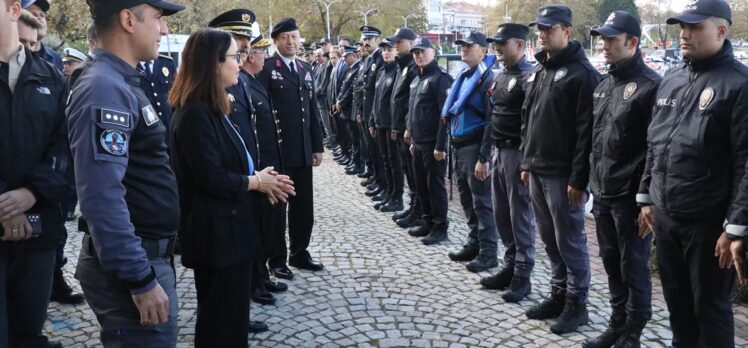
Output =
[{"x1": 426, "y1": 0, "x2": 485, "y2": 34}]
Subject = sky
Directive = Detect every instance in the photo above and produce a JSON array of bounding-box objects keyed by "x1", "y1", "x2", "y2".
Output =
[{"x1": 454, "y1": 0, "x2": 690, "y2": 11}]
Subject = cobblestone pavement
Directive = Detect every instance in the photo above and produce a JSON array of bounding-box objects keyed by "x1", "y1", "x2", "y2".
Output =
[{"x1": 45, "y1": 153, "x2": 748, "y2": 347}]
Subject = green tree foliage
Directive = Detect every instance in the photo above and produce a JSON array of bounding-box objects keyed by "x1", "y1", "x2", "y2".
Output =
[{"x1": 597, "y1": 0, "x2": 639, "y2": 23}]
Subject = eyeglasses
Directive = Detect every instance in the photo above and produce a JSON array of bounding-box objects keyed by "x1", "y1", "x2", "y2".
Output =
[{"x1": 226, "y1": 53, "x2": 243, "y2": 64}]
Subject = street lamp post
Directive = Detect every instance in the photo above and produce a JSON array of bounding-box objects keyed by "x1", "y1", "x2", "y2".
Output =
[
  {"x1": 316, "y1": 0, "x2": 341, "y2": 40},
  {"x1": 401, "y1": 13, "x2": 417, "y2": 27},
  {"x1": 356, "y1": 9, "x2": 378, "y2": 26}
]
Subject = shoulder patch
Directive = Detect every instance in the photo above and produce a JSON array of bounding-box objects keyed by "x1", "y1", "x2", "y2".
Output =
[
  {"x1": 99, "y1": 108, "x2": 131, "y2": 128},
  {"x1": 99, "y1": 129, "x2": 128, "y2": 156},
  {"x1": 699, "y1": 87, "x2": 715, "y2": 110},
  {"x1": 142, "y1": 105, "x2": 160, "y2": 127}
]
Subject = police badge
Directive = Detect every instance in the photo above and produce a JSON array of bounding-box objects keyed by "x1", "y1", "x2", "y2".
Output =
[
  {"x1": 623, "y1": 82, "x2": 637, "y2": 100},
  {"x1": 507, "y1": 77, "x2": 517, "y2": 91},
  {"x1": 554, "y1": 67, "x2": 567, "y2": 81},
  {"x1": 699, "y1": 87, "x2": 715, "y2": 110},
  {"x1": 162, "y1": 67, "x2": 169, "y2": 77},
  {"x1": 228, "y1": 93, "x2": 236, "y2": 102},
  {"x1": 371, "y1": 63, "x2": 377, "y2": 72}
]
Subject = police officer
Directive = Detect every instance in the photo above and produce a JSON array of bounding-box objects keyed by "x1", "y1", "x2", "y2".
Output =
[
  {"x1": 22, "y1": 0, "x2": 62, "y2": 71},
  {"x1": 359, "y1": 26, "x2": 388, "y2": 203},
  {"x1": 329, "y1": 44, "x2": 354, "y2": 166},
  {"x1": 405, "y1": 37, "x2": 452, "y2": 245},
  {"x1": 1, "y1": 1, "x2": 69, "y2": 346},
  {"x1": 66, "y1": 1, "x2": 185, "y2": 346},
  {"x1": 478, "y1": 23, "x2": 537, "y2": 302},
  {"x1": 314, "y1": 38, "x2": 335, "y2": 147},
  {"x1": 369, "y1": 38, "x2": 402, "y2": 212},
  {"x1": 62, "y1": 47, "x2": 85, "y2": 78},
  {"x1": 208, "y1": 9, "x2": 277, "y2": 333},
  {"x1": 637, "y1": 1, "x2": 747, "y2": 346},
  {"x1": 347, "y1": 40, "x2": 369, "y2": 177},
  {"x1": 137, "y1": 53, "x2": 177, "y2": 147},
  {"x1": 443, "y1": 31, "x2": 498, "y2": 272},
  {"x1": 336, "y1": 45, "x2": 363, "y2": 176},
  {"x1": 584, "y1": 11, "x2": 661, "y2": 348},
  {"x1": 388, "y1": 28, "x2": 422, "y2": 228},
  {"x1": 257, "y1": 17, "x2": 325, "y2": 275},
  {"x1": 521, "y1": 5, "x2": 600, "y2": 334}
]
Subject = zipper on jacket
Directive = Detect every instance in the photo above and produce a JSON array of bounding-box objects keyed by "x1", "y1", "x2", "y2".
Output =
[{"x1": 662, "y1": 72, "x2": 698, "y2": 211}]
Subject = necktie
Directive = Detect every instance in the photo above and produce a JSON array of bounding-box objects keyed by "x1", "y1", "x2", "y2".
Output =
[{"x1": 289, "y1": 61, "x2": 297, "y2": 78}]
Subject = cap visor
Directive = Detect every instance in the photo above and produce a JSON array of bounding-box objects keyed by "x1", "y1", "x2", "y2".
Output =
[
  {"x1": 590, "y1": 26, "x2": 624, "y2": 37},
  {"x1": 486, "y1": 36, "x2": 508, "y2": 43},
  {"x1": 529, "y1": 18, "x2": 559, "y2": 27},
  {"x1": 666, "y1": 13, "x2": 709, "y2": 25},
  {"x1": 151, "y1": 1, "x2": 186, "y2": 16},
  {"x1": 454, "y1": 39, "x2": 473, "y2": 46},
  {"x1": 379, "y1": 42, "x2": 393, "y2": 48},
  {"x1": 409, "y1": 47, "x2": 427, "y2": 53}
]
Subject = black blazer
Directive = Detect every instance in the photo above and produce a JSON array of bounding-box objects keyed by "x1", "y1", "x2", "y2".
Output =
[{"x1": 170, "y1": 102, "x2": 262, "y2": 270}]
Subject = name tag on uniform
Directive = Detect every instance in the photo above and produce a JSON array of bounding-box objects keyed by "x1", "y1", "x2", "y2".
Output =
[{"x1": 142, "y1": 105, "x2": 160, "y2": 126}]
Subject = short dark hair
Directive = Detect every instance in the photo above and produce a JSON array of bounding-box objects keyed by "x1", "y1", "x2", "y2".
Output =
[
  {"x1": 168, "y1": 28, "x2": 233, "y2": 116},
  {"x1": 625, "y1": 33, "x2": 641, "y2": 48},
  {"x1": 94, "y1": 4, "x2": 146, "y2": 37},
  {"x1": 19, "y1": 9, "x2": 41, "y2": 29}
]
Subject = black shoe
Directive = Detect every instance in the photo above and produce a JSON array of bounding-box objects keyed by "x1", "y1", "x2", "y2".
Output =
[
  {"x1": 47, "y1": 342, "x2": 63, "y2": 348},
  {"x1": 361, "y1": 176, "x2": 375, "y2": 187},
  {"x1": 365, "y1": 186, "x2": 383, "y2": 197},
  {"x1": 613, "y1": 318, "x2": 647, "y2": 348},
  {"x1": 392, "y1": 205, "x2": 412, "y2": 221},
  {"x1": 526, "y1": 288, "x2": 566, "y2": 320},
  {"x1": 397, "y1": 216, "x2": 422, "y2": 229},
  {"x1": 371, "y1": 191, "x2": 389, "y2": 202},
  {"x1": 366, "y1": 183, "x2": 379, "y2": 191},
  {"x1": 248, "y1": 320, "x2": 269, "y2": 333},
  {"x1": 346, "y1": 165, "x2": 363, "y2": 175},
  {"x1": 289, "y1": 255, "x2": 324, "y2": 271},
  {"x1": 357, "y1": 168, "x2": 372, "y2": 178},
  {"x1": 549, "y1": 293, "x2": 589, "y2": 334},
  {"x1": 379, "y1": 198, "x2": 404, "y2": 212},
  {"x1": 251, "y1": 287, "x2": 276, "y2": 305},
  {"x1": 582, "y1": 313, "x2": 626, "y2": 348},
  {"x1": 421, "y1": 230, "x2": 448, "y2": 245},
  {"x1": 374, "y1": 195, "x2": 390, "y2": 209},
  {"x1": 480, "y1": 267, "x2": 514, "y2": 290},
  {"x1": 501, "y1": 276, "x2": 532, "y2": 303},
  {"x1": 270, "y1": 265, "x2": 294, "y2": 280},
  {"x1": 408, "y1": 224, "x2": 431, "y2": 237},
  {"x1": 265, "y1": 280, "x2": 288, "y2": 293},
  {"x1": 448, "y1": 245, "x2": 479, "y2": 262},
  {"x1": 336, "y1": 158, "x2": 350, "y2": 166},
  {"x1": 466, "y1": 255, "x2": 498, "y2": 272},
  {"x1": 51, "y1": 270, "x2": 85, "y2": 305}
]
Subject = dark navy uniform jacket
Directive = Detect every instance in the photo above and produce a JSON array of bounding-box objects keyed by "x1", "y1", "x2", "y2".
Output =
[
  {"x1": 139, "y1": 55, "x2": 177, "y2": 147},
  {"x1": 256, "y1": 53, "x2": 324, "y2": 168},
  {"x1": 390, "y1": 54, "x2": 418, "y2": 133},
  {"x1": 361, "y1": 49, "x2": 383, "y2": 123},
  {"x1": 486, "y1": 56, "x2": 534, "y2": 148},
  {"x1": 245, "y1": 71, "x2": 283, "y2": 170},
  {"x1": 407, "y1": 60, "x2": 452, "y2": 152},
  {"x1": 338, "y1": 60, "x2": 361, "y2": 121},
  {"x1": 66, "y1": 49, "x2": 179, "y2": 294}
]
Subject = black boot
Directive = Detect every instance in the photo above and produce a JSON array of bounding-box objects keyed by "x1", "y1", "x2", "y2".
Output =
[
  {"x1": 251, "y1": 286, "x2": 276, "y2": 305},
  {"x1": 408, "y1": 224, "x2": 431, "y2": 237},
  {"x1": 582, "y1": 313, "x2": 626, "y2": 348},
  {"x1": 366, "y1": 182, "x2": 379, "y2": 191},
  {"x1": 525, "y1": 287, "x2": 566, "y2": 320},
  {"x1": 421, "y1": 230, "x2": 448, "y2": 245},
  {"x1": 466, "y1": 254, "x2": 498, "y2": 272},
  {"x1": 392, "y1": 201, "x2": 413, "y2": 221},
  {"x1": 448, "y1": 245, "x2": 479, "y2": 262},
  {"x1": 371, "y1": 190, "x2": 389, "y2": 202},
  {"x1": 501, "y1": 276, "x2": 531, "y2": 303},
  {"x1": 358, "y1": 166, "x2": 372, "y2": 178},
  {"x1": 480, "y1": 266, "x2": 513, "y2": 290},
  {"x1": 397, "y1": 215, "x2": 422, "y2": 228},
  {"x1": 346, "y1": 164, "x2": 363, "y2": 175},
  {"x1": 365, "y1": 186, "x2": 382, "y2": 197},
  {"x1": 374, "y1": 194, "x2": 391, "y2": 209},
  {"x1": 380, "y1": 197, "x2": 404, "y2": 212},
  {"x1": 50, "y1": 268, "x2": 85, "y2": 305},
  {"x1": 613, "y1": 318, "x2": 647, "y2": 348},
  {"x1": 248, "y1": 320, "x2": 269, "y2": 333},
  {"x1": 550, "y1": 293, "x2": 589, "y2": 334},
  {"x1": 361, "y1": 176, "x2": 375, "y2": 187}
]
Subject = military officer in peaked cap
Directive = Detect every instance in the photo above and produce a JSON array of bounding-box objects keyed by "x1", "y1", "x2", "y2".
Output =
[{"x1": 256, "y1": 17, "x2": 325, "y2": 277}]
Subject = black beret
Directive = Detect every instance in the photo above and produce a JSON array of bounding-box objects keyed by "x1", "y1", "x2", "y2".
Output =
[{"x1": 271, "y1": 17, "x2": 298, "y2": 38}]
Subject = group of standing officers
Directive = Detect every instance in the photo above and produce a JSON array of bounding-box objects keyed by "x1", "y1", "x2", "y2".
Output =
[
  {"x1": 312, "y1": 0, "x2": 748, "y2": 347},
  {"x1": 1, "y1": 0, "x2": 748, "y2": 347}
]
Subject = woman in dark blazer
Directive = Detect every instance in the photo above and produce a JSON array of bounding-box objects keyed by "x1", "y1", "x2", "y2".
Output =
[{"x1": 168, "y1": 28, "x2": 294, "y2": 347}]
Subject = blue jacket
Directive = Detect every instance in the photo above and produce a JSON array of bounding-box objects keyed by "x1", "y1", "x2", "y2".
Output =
[{"x1": 442, "y1": 55, "x2": 495, "y2": 140}]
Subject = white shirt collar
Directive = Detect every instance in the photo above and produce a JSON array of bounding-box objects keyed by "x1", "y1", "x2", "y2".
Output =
[
  {"x1": 278, "y1": 54, "x2": 295, "y2": 71},
  {"x1": 8, "y1": 44, "x2": 26, "y2": 93}
]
